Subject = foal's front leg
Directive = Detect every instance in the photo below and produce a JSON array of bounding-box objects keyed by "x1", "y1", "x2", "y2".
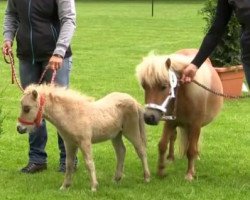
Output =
[
  {"x1": 79, "y1": 140, "x2": 98, "y2": 191},
  {"x1": 60, "y1": 142, "x2": 78, "y2": 190}
]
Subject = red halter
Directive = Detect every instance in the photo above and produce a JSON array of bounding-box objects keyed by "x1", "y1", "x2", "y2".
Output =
[{"x1": 18, "y1": 94, "x2": 46, "y2": 127}]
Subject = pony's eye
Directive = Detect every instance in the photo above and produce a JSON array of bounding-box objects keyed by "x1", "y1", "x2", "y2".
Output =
[
  {"x1": 23, "y1": 106, "x2": 30, "y2": 113},
  {"x1": 161, "y1": 85, "x2": 168, "y2": 90}
]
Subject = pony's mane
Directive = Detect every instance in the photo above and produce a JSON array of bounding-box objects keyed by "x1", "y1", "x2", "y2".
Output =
[
  {"x1": 24, "y1": 84, "x2": 95, "y2": 102},
  {"x1": 136, "y1": 53, "x2": 193, "y2": 87}
]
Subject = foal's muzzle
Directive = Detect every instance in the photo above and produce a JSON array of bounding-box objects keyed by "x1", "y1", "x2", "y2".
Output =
[{"x1": 17, "y1": 124, "x2": 28, "y2": 134}]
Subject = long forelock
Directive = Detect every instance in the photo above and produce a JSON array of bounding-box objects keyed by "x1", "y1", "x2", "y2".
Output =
[
  {"x1": 136, "y1": 54, "x2": 170, "y2": 88},
  {"x1": 136, "y1": 53, "x2": 192, "y2": 87}
]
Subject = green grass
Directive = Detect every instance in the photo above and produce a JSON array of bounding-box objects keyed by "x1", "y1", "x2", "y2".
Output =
[{"x1": 0, "y1": 1, "x2": 249, "y2": 199}]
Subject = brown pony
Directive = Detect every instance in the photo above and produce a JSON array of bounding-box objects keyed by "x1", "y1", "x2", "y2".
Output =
[
  {"x1": 16, "y1": 84, "x2": 150, "y2": 191},
  {"x1": 136, "y1": 49, "x2": 223, "y2": 180}
]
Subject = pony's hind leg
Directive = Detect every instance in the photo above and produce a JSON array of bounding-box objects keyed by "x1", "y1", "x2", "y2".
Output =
[
  {"x1": 112, "y1": 132, "x2": 126, "y2": 182},
  {"x1": 79, "y1": 140, "x2": 98, "y2": 191},
  {"x1": 60, "y1": 142, "x2": 78, "y2": 190}
]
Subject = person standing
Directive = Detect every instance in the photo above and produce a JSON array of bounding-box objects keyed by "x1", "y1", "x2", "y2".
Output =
[
  {"x1": 2, "y1": 0, "x2": 76, "y2": 173},
  {"x1": 181, "y1": 0, "x2": 250, "y2": 88}
]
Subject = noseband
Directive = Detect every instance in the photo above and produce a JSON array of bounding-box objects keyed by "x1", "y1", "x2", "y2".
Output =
[
  {"x1": 145, "y1": 68, "x2": 178, "y2": 120},
  {"x1": 18, "y1": 94, "x2": 46, "y2": 127}
]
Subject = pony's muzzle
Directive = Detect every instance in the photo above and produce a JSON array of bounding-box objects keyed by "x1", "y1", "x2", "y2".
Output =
[
  {"x1": 16, "y1": 124, "x2": 28, "y2": 134},
  {"x1": 144, "y1": 108, "x2": 163, "y2": 125}
]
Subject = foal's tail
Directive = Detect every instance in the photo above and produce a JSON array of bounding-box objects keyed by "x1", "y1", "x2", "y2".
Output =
[{"x1": 138, "y1": 106, "x2": 147, "y2": 148}]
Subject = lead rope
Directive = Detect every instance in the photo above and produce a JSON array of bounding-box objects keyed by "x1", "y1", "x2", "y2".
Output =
[
  {"x1": 4, "y1": 51, "x2": 56, "y2": 93},
  {"x1": 192, "y1": 79, "x2": 250, "y2": 99},
  {"x1": 4, "y1": 50, "x2": 24, "y2": 92},
  {"x1": 38, "y1": 66, "x2": 57, "y2": 85}
]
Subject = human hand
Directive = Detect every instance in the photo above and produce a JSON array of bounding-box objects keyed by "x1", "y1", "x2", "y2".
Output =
[
  {"x1": 2, "y1": 40, "x2": 12, "y2": 55},
  {"x1": 181, "y1": 63, "x2": 198, "y2": 83},
  {"x1": 48, "y1": 54, "x2": 63, "y2": 71}
]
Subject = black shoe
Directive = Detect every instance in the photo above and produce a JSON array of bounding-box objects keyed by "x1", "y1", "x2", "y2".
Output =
[
  {"x1": 20, "y1": 163, "x2": 47, "y2": 174},
  {"x1": 58, "y1": 163, "x2": 77, "y2": 173}
]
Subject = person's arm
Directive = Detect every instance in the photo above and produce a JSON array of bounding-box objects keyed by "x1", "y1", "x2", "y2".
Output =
[
  {"x1": 3, "y1": 0, "x2": 19, "y2": 43},
  {"x1": 2, "y1": 0, "x2": 19, "y2": 55},
  {"x1": 53, "y1": 0, "x2": 76, "y2": 58},
  {"x1": 191, "y1": 0, "x2": 233, "y2": 67}
]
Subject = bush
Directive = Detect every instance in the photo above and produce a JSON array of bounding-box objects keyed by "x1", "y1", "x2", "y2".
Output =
[{"x1": 200, "y1": 0, "x2": 241, "y2": 67}]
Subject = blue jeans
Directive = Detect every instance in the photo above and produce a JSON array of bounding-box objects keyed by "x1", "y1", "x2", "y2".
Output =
[{"x1": 19, "y1": 57, "x2": 72, "y2": 164}]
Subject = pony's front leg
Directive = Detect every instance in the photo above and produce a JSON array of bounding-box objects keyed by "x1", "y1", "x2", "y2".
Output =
[
  {"x1": 157, "y1": 123, "x2": 173, "y2": 177},
  {"x1": 185, "y1": 125, "x2": 201, "y2": 181},
  {"x1": 167, "y1": 129, "x2": 177, "y2": 162},
  {"x1": 79, "y1": 140, "x2": 98, "y2": 192},
  {"x1": 60, "y1": 142, "x2": 78, "y2": 190},
  {"x1": 112, "y1": 133, "x2": 126, "y2": 182}
]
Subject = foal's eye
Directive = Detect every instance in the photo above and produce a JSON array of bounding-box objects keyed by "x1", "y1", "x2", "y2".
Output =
[{"x1": 23, "y1": 106, "x2": 31, "y2": 113}]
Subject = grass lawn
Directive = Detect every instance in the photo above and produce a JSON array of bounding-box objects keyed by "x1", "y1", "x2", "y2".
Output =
[{"x1": 0, "y1": 0, "x2": 249, "y2": 199}]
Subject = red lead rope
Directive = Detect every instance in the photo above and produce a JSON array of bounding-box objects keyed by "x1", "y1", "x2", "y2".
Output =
[
  {"x1": 3, "y1": 50, "x2": 56, "y2": 93},
  {"x1": 4, "y1": 50, "x2": 24, "y2": 92}
]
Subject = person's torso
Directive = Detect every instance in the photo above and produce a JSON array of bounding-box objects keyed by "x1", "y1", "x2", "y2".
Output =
[
  {"x1": 228, "y1": 0, "x2": 250, "y2": 26},
  {"x1": 13, "y1": 0, "x2": 70, "y2": 61}
]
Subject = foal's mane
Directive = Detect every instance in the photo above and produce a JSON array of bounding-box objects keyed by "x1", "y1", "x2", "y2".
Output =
[
  {"x1": 136, "y1": 53, "x2": 192, "y2": 87},
  {"x1": 24, "y1": 84, "x2": 95, "y2": 103}
]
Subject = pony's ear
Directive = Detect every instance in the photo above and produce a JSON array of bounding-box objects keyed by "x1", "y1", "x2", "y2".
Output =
[
  {"x1": 165, "y1": 58, "x2": 171, "y2": 69},
  {"x1": 32, "y1": 90, "x2": 38, "y2": 100}
]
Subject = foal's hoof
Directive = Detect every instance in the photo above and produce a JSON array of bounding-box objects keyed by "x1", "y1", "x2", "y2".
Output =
[
  {"x1": 144, "y1": 177, "x2": 151, "y2": 183},
  {"x1": 91, "y1": 182, "x2": 99, "y2": 192}
]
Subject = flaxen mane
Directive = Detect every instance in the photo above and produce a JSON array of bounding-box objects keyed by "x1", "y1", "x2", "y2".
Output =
[
  {"x1": 136, "y1": 53, "x2": 193, "y2": 88},
  {"x1": 25, "y1": 84, "x2": 95, "y2": 103}
]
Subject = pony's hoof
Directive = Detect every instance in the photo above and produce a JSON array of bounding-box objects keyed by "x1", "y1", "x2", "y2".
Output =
[
  {"x1": 59, "y1": 186, "x2": 67, "y2": 190},
  {"x1": 113, "y1": 173, "x2": 125, "y2": 183},
  {"x1": 113, "y1": 176, "x2": 122, "y2": 182},
  {"x1": 91, "y1": 187, "x2": 97, "y2": 192},
  {"x1": 166, "y1": 156, "x2": 174, "y2": 163},
  {"x1": 185, "y1": 173, "x2": 194, "y2": 181},
  {"x1": 157, "y1": 169, "x2": 166, "y2": 178}
]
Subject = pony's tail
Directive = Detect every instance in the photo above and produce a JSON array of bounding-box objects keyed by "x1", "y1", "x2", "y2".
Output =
[
  {"x1": 177, "y1": 127, "x2": 202, "y2": 159},
  {"x1": 138, "y1": 106, "x2": 147, "y2": 148},
  {"x1": 178, "y1": 127, "x2": 189, "y2": 157}
]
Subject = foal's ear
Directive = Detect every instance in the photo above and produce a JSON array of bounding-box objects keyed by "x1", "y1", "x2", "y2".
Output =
[
  {"x1": 165, "y1": 58, "x2": 171, "y2": 69},
  {"x1": 32, "y1": 90, "x2": 38, "y2": 100}
]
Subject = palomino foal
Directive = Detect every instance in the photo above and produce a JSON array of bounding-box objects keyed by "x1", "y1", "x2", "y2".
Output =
[{"x1": 17, "y1": 84, "x2": 150, "y2": 191}]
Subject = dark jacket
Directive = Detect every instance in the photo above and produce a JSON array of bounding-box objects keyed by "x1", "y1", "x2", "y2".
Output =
[
  {"x1": 192, "y1": 0, "x2": 250, "y2": 68},
  {"x1": 3, "y1": 0, "x2": 76, "y2": 62}
]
